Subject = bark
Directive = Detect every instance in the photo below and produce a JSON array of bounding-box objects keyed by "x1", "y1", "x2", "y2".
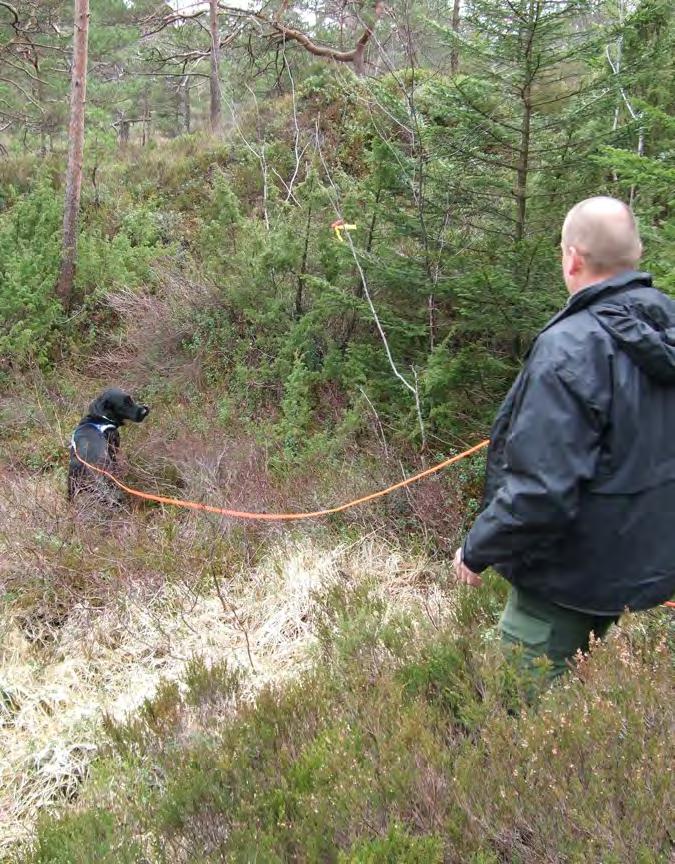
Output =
[
  {"x1": 209, "y1": 0, "x2": 223, "y2": 135},
  {"x1": 515, "y1": 79, "x2": 531, "y2": 243},
  {"x1": 181, "y1": 76, "x2": 191, "y2": 134},
  {"x1": 428, "y1": 294, "x2": 436, "y2": 351},
  {"x1": 514, "y1": 2, "x2": 537, "y2": 244},
  {"x1": 56, "y1": 0, "x2": 89, "y2": 310}
]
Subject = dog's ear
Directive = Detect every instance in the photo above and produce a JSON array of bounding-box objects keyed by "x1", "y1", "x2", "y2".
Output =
[
  {"x1": 88, "y1": 394, "x2": 108, "y2": 418},
  {"x1": 88, "y1": 390, "x2": 118, "y2": 419}
]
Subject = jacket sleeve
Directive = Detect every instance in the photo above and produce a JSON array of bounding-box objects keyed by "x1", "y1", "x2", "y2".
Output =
[{"x1": 462, "y1": 352, "x2": 606, "y2": 574}]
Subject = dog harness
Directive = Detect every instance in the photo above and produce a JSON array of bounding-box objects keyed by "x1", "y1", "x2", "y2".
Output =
[{"x1": 70, "y1": 420, "x2": 117, "y2": 452}]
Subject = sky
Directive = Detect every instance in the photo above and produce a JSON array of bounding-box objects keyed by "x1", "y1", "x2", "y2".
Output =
[{"x1": 169, "y1": 0, "x2": 316, "y2": 26}]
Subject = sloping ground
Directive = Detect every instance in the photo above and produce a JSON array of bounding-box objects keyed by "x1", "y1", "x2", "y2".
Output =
[
  {"x1": 15, "y1": 555, "x2": 674, "y2": 864},
  {"x1": 0, "y1": 392, "x2": 672, "y2": 863},
  {"x1": 0, "y1": 465, "x2": 449, "y2": 855}
]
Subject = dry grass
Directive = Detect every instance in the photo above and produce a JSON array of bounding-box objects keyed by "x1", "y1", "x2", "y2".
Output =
[
  {"x1": 0, "y1": 372, "x2": 465, "y2": 856},
  {"x1": 88, "y1": 269, "x2": 216, "y2": 392},
  {"x1": 0, "y1": 461, "x2": 451, "y2": 855}
]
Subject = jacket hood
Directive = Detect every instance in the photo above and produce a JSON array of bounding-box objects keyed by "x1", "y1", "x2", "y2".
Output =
[{"x1": 592, "y1": 289, "x2": 675, "y2": 384}]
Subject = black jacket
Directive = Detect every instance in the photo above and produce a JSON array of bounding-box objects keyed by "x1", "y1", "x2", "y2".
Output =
[{"x1": 463, "y1": 270, "x2": 675, "y2": 614}]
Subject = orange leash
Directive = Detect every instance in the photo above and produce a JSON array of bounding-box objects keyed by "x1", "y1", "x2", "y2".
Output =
[
  {"x1": 70, "y1": 441, "x2": 675, "y2": 609},
  {"x1": 72, "y1": 439, "x2": 490, "y2": 521}
]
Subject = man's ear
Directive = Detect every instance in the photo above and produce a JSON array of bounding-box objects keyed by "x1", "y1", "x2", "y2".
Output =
[{"x1": 567, "y1": 245, "x2": 585, "y2": 276}]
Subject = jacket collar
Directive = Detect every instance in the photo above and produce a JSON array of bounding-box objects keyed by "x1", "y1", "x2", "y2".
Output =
[{"x1": 539, "y1": 270, "x2": 653, "y2": 336}]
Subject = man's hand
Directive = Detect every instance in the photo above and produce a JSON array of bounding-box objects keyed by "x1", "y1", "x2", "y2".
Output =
[{"x1": 453, "y1": 546, "x2": 482, "y2": 587}]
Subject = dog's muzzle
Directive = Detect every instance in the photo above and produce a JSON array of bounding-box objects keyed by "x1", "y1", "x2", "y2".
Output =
[{"x1": 137, "y1": 405, "x2": 150, "y2": 421}]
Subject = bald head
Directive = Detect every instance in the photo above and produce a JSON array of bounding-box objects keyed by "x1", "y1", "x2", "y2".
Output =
[{"x1": 562, "y1": 196, "x2": 642, "y2": 278}]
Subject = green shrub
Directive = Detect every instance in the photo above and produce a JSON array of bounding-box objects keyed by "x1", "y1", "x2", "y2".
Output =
[
  {"x1": 25, "y1": 574, "x2": 673, "y2": 863},
  {"x1": 0, "y1": 174, "x2": 63, "y2": 365},
  {"x1": 338, "y1": 823, "x2": 444, "y2": 863},
  {"x1": 0, "y1": 172, "x2": 165, "y2": 368},
  {"x1": 277, "y1": 353, "x2": 315, "y2": 460},
  {"x1": 31, "y1": 809, "x2": 141, "y2": 864}
]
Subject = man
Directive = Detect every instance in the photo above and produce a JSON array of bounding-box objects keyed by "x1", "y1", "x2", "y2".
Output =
[{"x1": 453, "y1": 196, "x2": 675, "y2": 678}]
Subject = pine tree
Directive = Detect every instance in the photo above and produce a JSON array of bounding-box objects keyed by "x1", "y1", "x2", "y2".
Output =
[{"x1": 596, "y1": 0, "x2": 675, "y2": 290}]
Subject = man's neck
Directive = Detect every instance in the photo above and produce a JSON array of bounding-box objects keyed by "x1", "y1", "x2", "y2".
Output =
[{"x1": 568, "y1": 268, "x2": 629, "y2": 297}]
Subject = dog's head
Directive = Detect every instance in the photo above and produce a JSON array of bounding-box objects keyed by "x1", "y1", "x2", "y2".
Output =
[{"x1": 88, "y1": 388, "x2": 150, "y2": 425}]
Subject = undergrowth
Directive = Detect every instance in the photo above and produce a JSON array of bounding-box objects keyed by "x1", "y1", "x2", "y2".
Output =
[{"x1": 17, "y1": 578, "x2": 674, "y2": 864}]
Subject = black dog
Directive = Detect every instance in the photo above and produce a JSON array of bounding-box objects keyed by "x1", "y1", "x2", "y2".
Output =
[{"x1": 68, "y1": 388, "x2": 149, "y2": 502}]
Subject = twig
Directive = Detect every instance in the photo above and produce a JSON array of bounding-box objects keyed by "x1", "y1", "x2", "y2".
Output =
[
  {"x1": 357, "y1": 385, "x2": 389, "y2": 458},
  {"x1": 211, "y1": 564, "x2": 256, "y2": 674},
  {"x1": 282, "y1": 48, "x2": 302, "y2": 203}
]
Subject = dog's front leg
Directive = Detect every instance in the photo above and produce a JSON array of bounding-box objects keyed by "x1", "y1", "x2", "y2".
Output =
[{"x1": 107, "y1": 429, "x2": 121, "y2": 463}]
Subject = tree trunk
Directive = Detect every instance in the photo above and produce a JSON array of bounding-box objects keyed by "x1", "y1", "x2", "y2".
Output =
[
  {"x1": 181, "y1": 76, "x2": 191, "y2": 134},
  {"x1": 36, "y1": 81, "x2": 46, "y2": 157},
  {"x1": 515, "y1": 80, "x2": 531, "y2": 243},
  {"x1": 56, "y1": 0, "x2": 90, "y2": 311},
  {"x1": 428, "y1": 294, "x2": 436, "y2": 351},
  {"x1": 142, "y1": 89, "x2": 150, "y2": 146},
  {"x1": 295, "y1": 199, "x2": 312, "y2": 318},
  {"x1": 119, "y1": 115, "x2": 130, "y2": 147},
  {"x1": 450, "y1": 0, "x2": 461, "y2": 75},
  {"x1": 209, "y1": 0, "x2": 223, "y2": 135},
  {"x1": 514, "y1": 3, "x2": 536, "y2": 244}
]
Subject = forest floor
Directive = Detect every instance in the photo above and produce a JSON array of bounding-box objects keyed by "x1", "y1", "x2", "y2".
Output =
[{"x1": 0, "y1": 378, "x2": 456, "y2": 855}]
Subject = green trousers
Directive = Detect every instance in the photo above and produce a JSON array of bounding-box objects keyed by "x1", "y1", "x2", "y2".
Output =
[{"x1": 499, "y1": 586, "x2": 618, "y2": 680}]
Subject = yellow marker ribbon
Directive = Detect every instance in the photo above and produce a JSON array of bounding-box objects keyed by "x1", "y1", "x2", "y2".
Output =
[{"x1": 331, "y1": 220, "x2": 357, "y2": 242}]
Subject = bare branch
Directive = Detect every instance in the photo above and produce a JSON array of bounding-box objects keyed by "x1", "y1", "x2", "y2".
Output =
[
  {"x1": 282, "y1": 49, "x2": 303, "y2": 203},
  {"x1": 0, "y1": 75, "x2": 44, "y2": 110},
  {"x1": 0, "y1": 1, "x2": 19, "y2": 28},
  {"x1": 215, "y1": 1, "x2": 385, "y2": 74},
  {"x1": 140, "y1": 9, "x2": 207, "y2": 38},
  {"x1": 0, "y1": 53, "x2": 49, "y2": 84}
]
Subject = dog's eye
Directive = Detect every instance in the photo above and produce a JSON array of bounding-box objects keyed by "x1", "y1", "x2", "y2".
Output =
[{"x1": 124, "y1": 396, "x2": 132, "y2": 406}]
